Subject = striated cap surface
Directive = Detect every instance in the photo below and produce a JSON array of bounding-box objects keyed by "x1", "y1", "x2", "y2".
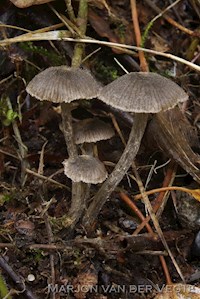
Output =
[
  {"x1": 73, "y1": 118, "x2": 115, "y2": 144},
  {"x1": 63, "y1": 155, "x2": 108, "y2": 184},
  {"x1": 98, "y1": 72, "x2": 188, "y2": 113},
  {"x1": 26, "y1": 66, "x2": 101, "y2": 103}
]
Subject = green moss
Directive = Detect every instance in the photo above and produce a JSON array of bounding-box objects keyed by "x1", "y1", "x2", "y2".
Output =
[
  {"x1": 0, "y1": 97, "x2": 19, "y2": 127},
  {"x1": 0, "y1": 194, "x2": 13, "y2": 206},
  {"x1": 20, "y1": 42, "x2": 64, "y2": 66},
  {"x1": 116, "y1": 23, "x2": 126, "y2": 39},
  {"x1": 94, "y1": 60, "x2": 119, "y2": 84},
  {"x1": 0, "y1": 273, "x2": 12, "y2": 299},
  {"x1": 29, "y1": 250, "x2": 45, "y2": 263}
]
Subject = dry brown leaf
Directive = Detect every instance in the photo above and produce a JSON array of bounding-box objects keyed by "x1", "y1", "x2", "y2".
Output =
[
  {"x1": 154, "y1": 283, "x2": 200, "y2": 299},
  {"x1": 150, "y1": 107, "x2": 200, "y2": 184},
  {"x1": 72, "y1": 266, "x2": 98, "y2": 299},
  {"x1": 151, "y1": 36, "x2": 169, "y2": 53},
  {"x1": 10, "y1": 0, "x2": 54, "y2": 8},
  {"x1": 88, "y1": 9, "x2": 122, "y2": 54}
]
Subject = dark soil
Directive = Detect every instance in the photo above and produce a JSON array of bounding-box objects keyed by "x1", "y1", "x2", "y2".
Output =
[{"x1": 0, "y1": 1, "x2": 200, "y2": 299}]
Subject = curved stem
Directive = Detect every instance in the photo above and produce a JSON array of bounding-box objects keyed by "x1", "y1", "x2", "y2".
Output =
[
  {"x1": 83, "y1": 113, "x2": 148, "y2": 227},
  {"x1": 61, "y1": 103, "x2": 77, "y2": 159}
]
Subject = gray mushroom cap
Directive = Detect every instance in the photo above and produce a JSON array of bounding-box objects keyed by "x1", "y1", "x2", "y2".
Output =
[
  {"x1": 26, "y1": 66, "x2": 101, "y2": 103},
  {"x1": 98, "y1": 72, "x2": 188, "y2": 113},
  {"x1": 63, "y1": 155, "x2": 108, "y2": 184},
  {"x1": 73, "y1": 118, "x2": 115, "y2": 144}
]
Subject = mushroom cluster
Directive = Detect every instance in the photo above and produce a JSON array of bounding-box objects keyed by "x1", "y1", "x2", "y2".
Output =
[
  {"x1": 26, "y1": 66, "x2": 107, "y2": 186},
  {"x1": 27, "y1": 67, "x2": 190, "y2": 230},
  {"x1": 26, "y1": 66, "x2": 114, "y2": 227}
]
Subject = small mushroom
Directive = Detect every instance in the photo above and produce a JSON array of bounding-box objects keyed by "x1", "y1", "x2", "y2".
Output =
[
  {"x1": 26, "y1": 66, "x2": 100, "y2": 228},
  {"x1": 73, "y1": 118, "x2": 115, "y2": 145},
  {"x1": 63, "y1": 155, "x2": 108, "y2": 184},
  {"x1": 73, "y1": 117, "x2": 115, "y2": 156},
  {"x1": 26, "y1": 66, "x2": 100, "y2": 159},
  {"x1": 84, "y1": 72, "x2": 188, "y2": 226}
]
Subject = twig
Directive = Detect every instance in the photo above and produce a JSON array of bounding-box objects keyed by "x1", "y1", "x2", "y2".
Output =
[
  {"x1": 1, "y1": 32, "x2": 200, "y2": 71},
  {"x1": 134, "y1": 185, "x2": 200, "y2": 202},
  {"x1": 37, "y1": 144, "x2": 57, "y2": 299},
  {"x1": 25, "y1": 168, "x2": 70, "y2": 190},
  {"x1": 43, "y1": 211, "x2": 56, "y2": 299},
  {"x1": 119, "y1": 192, "x2": 153, "y2": 233},
  {"x1": 142, "y1": 0, "x2": 183, "y2": 45},
  {"x1": 133, "y1": 161, "x2": 177, "y2": 235},
  {"x1": 49, "y1": 4, "x2": 79, "y2": 35},
  {"x1": 135, "y1": 250, "x2": 168, "y2": 256},
  {"x1": 38, "y1": 141, "x2": 47, "y2": 175},
  {"x1": 144, "y1": 0, "x2": 199, "y2": 37},
  {"x1": 130, "y1": 0, "x2": 149, "y2": 71},
  {"x1": 0, "y1": 23, "x2": 31, "y2": 33},
  {"x1": 0, "y1": 256, "x2": 38, "y2": 299},
  {"x1": 65, "y1": 0, "x2": 76, "y2": 22},
  {"x1": 132, "y1": 184, "x2": 185, "y2": 282},
  {"x1": 71, "y1": 0, "x2": 88, "y2": 66},
  {"x1": 6, "y1": 98, "x2": 29, "y2": 186},
  {"x1": 119, "y1": 192, "x2": 172, "y2": 285}
]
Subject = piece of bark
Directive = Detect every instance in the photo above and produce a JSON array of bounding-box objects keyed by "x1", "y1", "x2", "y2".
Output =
[{"x1": 149, "y1": 107, "x2": 200, "y2": 183}]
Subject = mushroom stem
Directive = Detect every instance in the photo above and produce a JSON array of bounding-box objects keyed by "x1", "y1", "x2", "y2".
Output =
[
  {"x1": 83, "y1": 113, "x2": 148, "y2": 228},
  {"x1": 61, "y1": 102, "x2": 86, "y2": 228},
  {"x1": 62, "y1": 181, "x2": 88, "y2": 228},
  {"x1": 61, "y1": 103, "x2": 78, "y2": 159}
]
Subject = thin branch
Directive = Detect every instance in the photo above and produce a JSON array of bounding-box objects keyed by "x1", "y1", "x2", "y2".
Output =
[
  {"x1": 65, "y1": 0, "x2": 76, "y2": 22},
  {"x1": 0, "y1": 256, "x2": 38, "y2": 299},
  {"x1": 119, "y1": 192, "x2": 172, "y2": 285},
  {"x1": 25, "y1": 168, "x2": 69, "y2": 190},
  {"x1": 134, "y1": 185, "x2": 200, "y2": 202},
  {"x1": 144, "y1": 0, "x2": 199, "y2": 37},
  {"x1": 1, "y1": 33, "x2": 199, "y2": 71},
  {"x1": 130, "y1": 0, "x2": 149, "y2": 71},
  {"x1": 133, "y1": 162, "x2": 177, "y2": 235}
]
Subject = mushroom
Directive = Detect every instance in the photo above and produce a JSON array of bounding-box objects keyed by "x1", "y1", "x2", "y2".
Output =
[
  {"x1": 62, "y1": 154, "x2": 107, "y2": 226},
  {"x1": 73, "y1": 117, "x2": 115, "y2": 155},
  {"x1": 26, "y1": 66, "x2": 100, "y2": 159},
  {"x1": 84, "y1": 72, "x2": 189, "y2": 226},
  {"x1": 63, "y1": 155, "x2": 108, "y2": 184},
  {"x1": 62, "y1": 117, "x2": 114, "y2": 225},
  {"x1": 26, "y1": 66, "x2": 100, "y2": 226}
]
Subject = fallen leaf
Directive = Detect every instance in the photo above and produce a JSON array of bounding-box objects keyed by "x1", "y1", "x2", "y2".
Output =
[
  {"x1": 150, "y1": 107, "x2": 200, "y2": 183},
  {"x1": 154, "y1": 283, "x2": 200, "y2": 299},
  {"x1": 10, "y1": 0, "x2": 54, "y2": 8}
]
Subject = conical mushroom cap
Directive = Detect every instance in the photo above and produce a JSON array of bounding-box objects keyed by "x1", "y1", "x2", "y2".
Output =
[
  {"x1": 98, "y1": 72, "x2": 188, "y2": 113},
  {"x1": 26, "y1": 66, "x2": 101, "y2": 103},
  {"x1": 63, "y1": 155, "x2": 108, "y2": 184},
  {"x1": 73, "y1": 118, "x2": 115, "y2": 144}
]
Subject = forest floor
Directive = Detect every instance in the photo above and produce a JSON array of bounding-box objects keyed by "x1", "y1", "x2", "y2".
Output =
[{"x1": 0, "y1": 1, "x2": 200, "y2": 298}]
